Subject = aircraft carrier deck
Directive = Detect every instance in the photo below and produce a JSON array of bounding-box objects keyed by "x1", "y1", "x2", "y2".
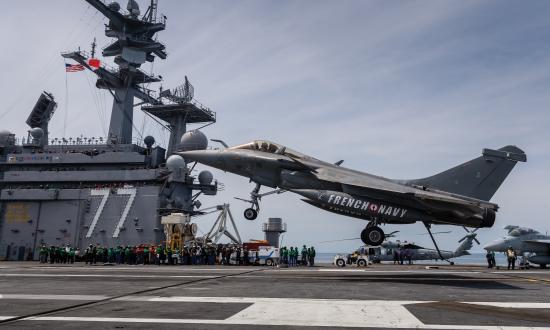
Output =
[{"x1": 0, "y1": 262, "x2": 548, "y2": 329}]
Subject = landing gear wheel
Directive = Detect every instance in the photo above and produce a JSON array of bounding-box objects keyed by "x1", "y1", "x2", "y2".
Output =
[
  {"x1": 361, "y1": 226, "x2": 385, "y2": 246},
  {"x1": 357, "y1": 259, "x2": 367, "y2": 267},
  {"x1": 244, "y1": 208, "x2": 258, "y2": 220},
  {"x1": 336, "y1": 259, "x2": 346, "y2": 268}
]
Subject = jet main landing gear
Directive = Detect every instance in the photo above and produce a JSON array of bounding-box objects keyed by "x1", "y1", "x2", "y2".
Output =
[
  {"x1": 423, "y1": 222, "x2": 454, "y2": 265},
  {"x1": 361, "y1": 223, "x2": 385, "y2": 246}
]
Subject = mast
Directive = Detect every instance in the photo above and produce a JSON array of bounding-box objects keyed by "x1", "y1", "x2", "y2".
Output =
[{"x1": 62, "y1": 0, "x2": 166, "y2": 144}]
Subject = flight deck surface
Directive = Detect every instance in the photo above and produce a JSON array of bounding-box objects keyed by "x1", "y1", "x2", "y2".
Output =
[{"x1": 0, "y1": 262, "x2": 548, "y2": 329}]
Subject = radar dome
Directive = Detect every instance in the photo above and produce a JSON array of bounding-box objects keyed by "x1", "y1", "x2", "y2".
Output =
[
  {"x1": 143, "y1": 136, "x2": 155, "y2": 147},
  {"x1": 0, "y1": 129, "x2": 12, "y2": 137},
  {"x1": 30, "y1": 127, "x2": 44, "y2": 139},
  {"x1": 108, "y1": 1, "x2": 121, "y2": 12},
  {"x1": 0, "y1": 129, "x2": 13, "y2": 146},
  {"x1": 166, "y1": 155, "x2": 186, "y2": 171},
  {"x1": 180, "y1": 130, "x2": 208, "y2": 151},
  {"x1": 198, "y1": 170, "x2": 213, "y2": 185},
  {"x1": 127, "y1": 0, "x2": 140, "y2": 16}
]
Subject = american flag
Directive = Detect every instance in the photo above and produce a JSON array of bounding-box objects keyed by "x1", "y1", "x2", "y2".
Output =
[{"x1": 65, "y1": 63, "x2": 85, "y2": 72}]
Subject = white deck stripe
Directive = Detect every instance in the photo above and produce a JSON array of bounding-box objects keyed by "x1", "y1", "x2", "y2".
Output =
[
  {"x1": 0, "y1": 272, "x2": 525, "y2": 279},
  {"x1": 0, "y1": 273, "x2": 216, "y2": 278},
  {"x1": 0, "y1": 296, "x2": 548, "y2": 328},
  {"x1": 7, "y1": 267, "x2": 549, "y2": 275},
  {"x1": 0, "y1": 294, "x2": 108, "y2": 301},
  {"x1": 0, "y1": 273, "x2": 476, "y2": 280},
  {"x1": 1, "y1": 294, "x2": 548, "y2": 308},
  {"x1": 0, "y1": 315, "x2": 546, "y2": 329},
  {"x1": 463, "y1": 302, "x2": 550, "y2": 308},
  {"x1": 493, "y1": 271, "x2": 550, "y2": 274},
  {"x1": 26, "y1": 267, "x2": 254, "y2": 271},
  {"x1": 315, "y1": 269, "x2": 482, "y2": 274}
]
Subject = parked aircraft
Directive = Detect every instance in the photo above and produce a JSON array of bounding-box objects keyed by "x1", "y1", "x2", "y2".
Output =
[
  {"x1": 484, "y1": 225, "x2": 550, "y2": 268},
  {"x1": 366, "y1": 230, "x2": 479, "y2": 264}
]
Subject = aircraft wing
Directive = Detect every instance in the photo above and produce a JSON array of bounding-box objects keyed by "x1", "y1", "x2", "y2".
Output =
[{"x1": 313, "y1": 166, "x2": 497, "y2": 210}]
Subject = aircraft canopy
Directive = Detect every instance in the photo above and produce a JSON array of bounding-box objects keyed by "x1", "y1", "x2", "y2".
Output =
[{"x1": 230, "y1": 140, "x2": 308, "y2": 160}]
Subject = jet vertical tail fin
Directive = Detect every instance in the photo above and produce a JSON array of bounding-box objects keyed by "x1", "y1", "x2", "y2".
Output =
[{"x1": 407, "y1": 146, "x2": 526, "y2": 201}]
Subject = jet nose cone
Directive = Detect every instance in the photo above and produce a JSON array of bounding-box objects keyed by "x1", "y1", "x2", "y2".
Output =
[
  {"x1": 177, "y1": 150, "x2": 221, "y2": 167},
  {"x1": 483, "y1": 243, "x2": 495, "y2": 251},
  {"x1": 483, "y1": 240, "x2": 503, "y2": 252}
]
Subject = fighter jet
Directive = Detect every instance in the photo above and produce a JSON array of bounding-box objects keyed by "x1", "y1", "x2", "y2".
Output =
[
  {"x1": 178, "y1": 140, "x2": 526, "y2": 251},
  {"x1": 484, "y1": 225, "x2": 550, "y2": 268}
]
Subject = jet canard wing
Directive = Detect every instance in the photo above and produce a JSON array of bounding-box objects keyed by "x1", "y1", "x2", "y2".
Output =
[{"x1": 313, "y1": 166, "x2": 498, "y2": 210}]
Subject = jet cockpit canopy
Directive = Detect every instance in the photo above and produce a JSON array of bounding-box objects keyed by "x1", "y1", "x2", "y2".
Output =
[
  {"x1": 229, "y1": 140, "x2": 309, "y2": 160},
  {"x1": 508, "y1": 227, "x2": 539, "y2": 236}
]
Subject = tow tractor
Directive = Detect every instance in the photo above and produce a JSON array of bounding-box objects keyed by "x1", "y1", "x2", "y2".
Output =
[{"x1": 333, "y1": 251, "x2": 369, "y2": 268}]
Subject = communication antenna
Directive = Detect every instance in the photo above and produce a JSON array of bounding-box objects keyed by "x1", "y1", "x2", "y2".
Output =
[
  {"x1": 142, "y1": 0, "x2": 158, "y2": 23},
  {"x1": 90, "y1": 38, "x2": 97, "y2": 59}
]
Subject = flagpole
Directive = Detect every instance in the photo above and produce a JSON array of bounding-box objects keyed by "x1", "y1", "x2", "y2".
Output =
[{"x1": 64, "y1": 61, "x2": 69, "y2": 141}]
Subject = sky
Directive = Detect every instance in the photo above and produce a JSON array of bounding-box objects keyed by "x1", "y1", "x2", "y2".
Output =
[{"x1": 1, "y1": 0, "x2": 549, "y2": 253}]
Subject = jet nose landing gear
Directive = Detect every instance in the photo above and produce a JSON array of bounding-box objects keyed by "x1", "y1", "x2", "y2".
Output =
[
  {"x1": 361, "y1": 225, "x2": 385, "y2": 246},
  {"x1": 244, "y1": 207, "x2": 258, "y2": 220},
  {"x1": 235, "y1": 183, "x2": 286, "y2": 221},
  {"x1": 236, "y1": 183, "x2": 261, "y2": 221}
]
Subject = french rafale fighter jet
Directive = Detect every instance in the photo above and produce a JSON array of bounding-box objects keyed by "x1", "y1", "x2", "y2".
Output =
[
  {"x1": 484, "y1": 225, "x2": 550, "y2": 268},
  {"x1": 178, "y1": 140, "x2": 526, "y2": 251}
]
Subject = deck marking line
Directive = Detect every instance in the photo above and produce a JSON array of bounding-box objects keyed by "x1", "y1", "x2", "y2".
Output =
[
  {"x1": 0, "y1": 315, "x2": 546, "y2": 329},
  {"x1": 462, "y1": 302, "x2": 550, "y2": 309},
  {"x1": 0, "y1": 294, "x2": 109, "y2": 301},
  {"x1": 1, "y1": 296, "x2": 549, "y2": 328},
  {"x1": 0, "y1": 273, "x2": 216, "y2": 278}
]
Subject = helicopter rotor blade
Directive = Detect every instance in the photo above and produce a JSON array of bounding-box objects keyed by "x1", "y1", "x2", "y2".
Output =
[
  {"x1": 385, "y1": 230, "x2": 400, "y2": 237},
  {"x1": 418, "y1": 231, "x2": 451, "y2": 236},
  {"x1": 318, "y1": 238, "x2": 360, "y2": 243}
]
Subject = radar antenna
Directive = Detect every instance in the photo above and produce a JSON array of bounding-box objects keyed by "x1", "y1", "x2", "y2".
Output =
[{"x1": 90, "y1": 37, "x2": 96, "y2": 59}]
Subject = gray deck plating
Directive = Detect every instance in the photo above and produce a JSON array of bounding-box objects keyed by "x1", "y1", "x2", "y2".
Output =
[{"x1": 0, "y1": 262, "x2": 549, "y2": 329}]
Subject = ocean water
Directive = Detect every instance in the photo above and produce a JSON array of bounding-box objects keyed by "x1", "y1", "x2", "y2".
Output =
[{"x1": 315, "y1": 252, "x2": 508, "y2": 266}]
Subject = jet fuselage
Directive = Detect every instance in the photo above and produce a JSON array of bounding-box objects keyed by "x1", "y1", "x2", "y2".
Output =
[{"x1": 180, "y1": 147, "x2": 495, "y2": 228}]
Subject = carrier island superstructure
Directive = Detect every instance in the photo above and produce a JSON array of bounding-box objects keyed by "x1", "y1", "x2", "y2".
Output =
[{"x1": 0, "y1": 0, "x2": 218, "y2": 260}]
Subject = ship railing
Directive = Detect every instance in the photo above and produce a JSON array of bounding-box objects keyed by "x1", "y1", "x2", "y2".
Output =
[
  {"x1": 158, "y1": 96, "x2": 215, "y2": 119},
  {"x1": 48, "y1": 137, "x2": 108, "y2": 146},
  {"x1": 262, "y1": 223, "x2": 287, "y2": 232}
]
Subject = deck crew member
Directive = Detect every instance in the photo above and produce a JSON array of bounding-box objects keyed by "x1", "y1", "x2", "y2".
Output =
[{"x1": 507, "y1": 246, "x2": 517, "y2": 270}]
